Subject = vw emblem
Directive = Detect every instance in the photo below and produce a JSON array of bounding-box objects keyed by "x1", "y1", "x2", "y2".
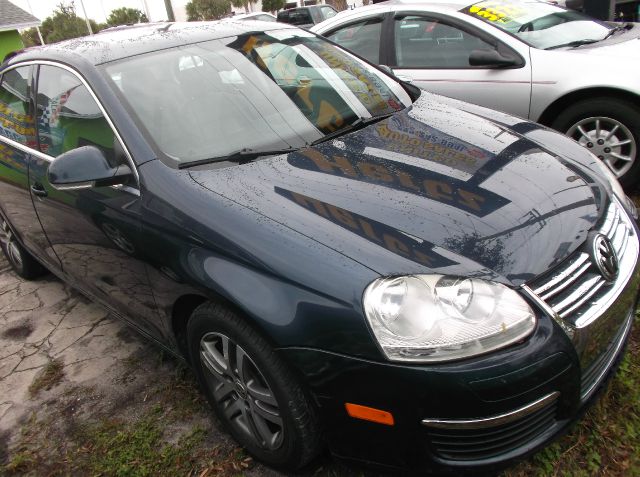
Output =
[{"x1": 589, "y1": 233, "x2": 619, "y2": 282}]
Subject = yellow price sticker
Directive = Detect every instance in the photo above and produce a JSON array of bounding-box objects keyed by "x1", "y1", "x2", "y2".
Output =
[{"x1": 467, "y1": 2, "x2": 526, "y2": 23}]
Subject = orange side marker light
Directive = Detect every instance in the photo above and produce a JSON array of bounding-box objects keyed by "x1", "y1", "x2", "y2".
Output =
[{"x1": 345, "y1": 403, "x2": 395, "y2": 426}]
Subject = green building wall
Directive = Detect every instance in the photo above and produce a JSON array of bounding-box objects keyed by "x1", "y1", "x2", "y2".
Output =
[{"x1": 0, "y1": 30, "x2": 25, "y2": 62}]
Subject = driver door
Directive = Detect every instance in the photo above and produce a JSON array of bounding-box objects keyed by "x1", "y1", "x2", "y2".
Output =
[
  {"x1": 390, "y1": 14, "x2": 532, "y2": 120},
  {"x1": 28, "y1": 64, "x2": 162, "y2": 339}
]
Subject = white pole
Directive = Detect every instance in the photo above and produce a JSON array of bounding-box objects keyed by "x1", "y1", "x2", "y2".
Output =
[
  {"x1": 24, "y1": 0, "x2": 45, "y2": 44},
  {"x1": 78, "y1": 0, "x2": 94, "y2": 35},
  {"x1": 141, "y1": 0, "x2": 151, "y2": 20}
]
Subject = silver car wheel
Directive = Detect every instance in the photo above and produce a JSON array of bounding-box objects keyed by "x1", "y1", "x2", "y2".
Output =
[
  {"x1": 200, "y1": 332, "x2": 284, "y2": 451},
  {"x1": 0, "y1": 218, "x2": 22, "y2": 269},
  {"x1": 567, "y1": 116, "x2": 637, "y2": 179}
]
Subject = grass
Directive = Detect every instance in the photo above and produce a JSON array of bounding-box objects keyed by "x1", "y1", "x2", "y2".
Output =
[
  {"x1": 4, "y1": 393, "x2": 253, "y2": 477},
  {"x1": 503, "y1": 311, "x2": 640, "y2": 477},
  {"x1": 28, "y1": 358, "x2": 64, "y2": 398}
]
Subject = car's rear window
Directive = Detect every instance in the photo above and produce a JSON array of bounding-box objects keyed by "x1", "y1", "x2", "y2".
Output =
[{"x1": 278, "y1": 9, "x2": 313, "y2": 26}]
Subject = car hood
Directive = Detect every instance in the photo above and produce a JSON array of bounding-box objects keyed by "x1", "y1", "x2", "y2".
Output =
[
  {"x1": 556, "y1": 26, "x2": 640, "y2": 59},
  {"x1": 189, "y1": 93, "x2": 605, "y2": 286}
]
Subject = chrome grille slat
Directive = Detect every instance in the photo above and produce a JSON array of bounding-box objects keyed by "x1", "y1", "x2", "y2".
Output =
[
  {"x1": 610, "y1": 223, "x2": 628, "y2": 253},
  {"x1": 553, "y1": 275, "x2": 605, "y2": 314},
  {"x1": 616, "y1": 226, "x2": 630, "y2": 257},
  {"x1": 533, "y1": 253, "x2": 590, "y2": 296},
  {"x1": 539, "y1": 260, "x2": 591, "y2": 301},
  {"x1": 558, "y1": 280, "x2": 606, "y2": 318},
  {"x1": 601, "y1": 205, "x2": 619, "y2": 237}
]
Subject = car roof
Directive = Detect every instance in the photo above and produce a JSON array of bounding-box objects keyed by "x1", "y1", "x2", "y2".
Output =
[
  {"x1": 381, "y1": 0, "x2": 470, "y2": 8},
  {"x1": 311, "y1": 0, "x2": 472, "y2": 31},
  {"x1": 5, "y1": 21, "x2": 297, "y2": 67}
]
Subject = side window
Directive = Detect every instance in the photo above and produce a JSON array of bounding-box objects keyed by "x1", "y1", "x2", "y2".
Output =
[
  {"x1": 36, "y1": 65, "x2": 117, "y2": 163},
  {"x1": 320, "y1": 6, "x2": 337, "y2": 20},
  {"x1": 289, "y1": 9, "x2": 313, "y2": 26},
  {"x1": 0, "y1": 67, "x2": 36, "y2": 147},
  {"x1": 326, "y1": 18, "x2": 383, "y2": 64},
  {"x1": 394, "y1": 16, "x2": 495, "y2": 68},
  {"x1": 277, "y1": 11, "x2": 289, "y2": 22}
]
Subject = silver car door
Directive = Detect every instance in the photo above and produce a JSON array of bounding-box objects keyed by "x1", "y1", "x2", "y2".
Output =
[{"x1": 391, "y1": 13, "x2": 533, "y2": 120}]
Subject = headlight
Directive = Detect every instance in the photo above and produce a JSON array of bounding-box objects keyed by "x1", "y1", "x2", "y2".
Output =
[{"x1": 363, "y1": 275, "x2": 536, "y2": 362}]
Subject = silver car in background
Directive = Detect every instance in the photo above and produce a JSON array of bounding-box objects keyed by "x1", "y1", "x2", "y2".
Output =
[{"x1": 312, "y1": 0, "x2": 640, "y2": 187}]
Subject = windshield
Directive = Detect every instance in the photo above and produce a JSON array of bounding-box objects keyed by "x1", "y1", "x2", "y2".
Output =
[
  {"x1": 461, "y1": 1, "x2": 613, "y2": 50},
  {"x1": 103, "y1": 29, "x2": 411, "y2": 165}
]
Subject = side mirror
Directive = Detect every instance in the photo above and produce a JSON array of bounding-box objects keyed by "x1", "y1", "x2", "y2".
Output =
[
  {"x1": 48, "y1": 146, "x2": 132, "y2": 190},
  {"x1": 469, "y1": 49, "x2": 520, "y2": 68}
]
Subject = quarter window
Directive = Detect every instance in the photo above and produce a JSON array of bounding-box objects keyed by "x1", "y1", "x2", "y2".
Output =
[
  {"x1": 0, "y1": 67, "x2": 36, "y2": 147},
  {"x1": 319, "y1": 6, "x2": 337, "y2": 20},
  {"x1": 36, "y1": 65, "x2": 117, "y2": 163},
  {"x1": 394, "y1": 16, "x2": 494, "y2": 68},
  {"x1": 326, "y1": 18, "x2": 383, "y2": 64}
]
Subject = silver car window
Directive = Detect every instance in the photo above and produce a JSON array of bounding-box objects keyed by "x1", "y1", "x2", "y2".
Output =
[
  {"x1": 326, "y1": 17, "x2": 384, "y2": 64},
  {"x1": 394, "y1": 16, "x2": 494, "y2": 68}
]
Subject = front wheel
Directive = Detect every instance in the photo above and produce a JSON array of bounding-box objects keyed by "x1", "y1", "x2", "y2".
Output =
[
  {"x1": 552, "y1": 98, "x2": 640, "y2": 189},
  {"x1": 0, "y1": 215, "x2": 46, "y2": 279},
  {"x1": 187, "y1": 302, "x2": 322, "y2": 470}
]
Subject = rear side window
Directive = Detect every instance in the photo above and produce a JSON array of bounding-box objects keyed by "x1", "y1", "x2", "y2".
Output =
[
  {"x1": 319, "y1": 6, "x2": 337, "y2": 20},
  {"x1": 36, "y1": 65, "x2": 116, "y2": 162},
  {"x1": 0, "y1": 67, "x2": 36, "y2": 147},
  {"x1": 279, "y1": 9, "x2": 313, "y2": 26}
]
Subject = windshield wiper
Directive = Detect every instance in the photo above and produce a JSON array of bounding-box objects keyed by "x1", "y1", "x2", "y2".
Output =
[
  {"x1": 311, "y1": 113, "x2": 394, "y2": 146},
  {"x1": 545, "y1": 39, "x2": 600, "y2": 50},
  {"x1": 178, "y1": 147, "x2": 295, "y2": 169}
]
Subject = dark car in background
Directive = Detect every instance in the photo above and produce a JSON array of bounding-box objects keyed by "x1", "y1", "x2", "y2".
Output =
[
  {"x1": 277, "y1": 4, "x2": 337, "y2": 28},
  {"x1": 0, "y1": 20, "x2": 638, "y2": 474}
]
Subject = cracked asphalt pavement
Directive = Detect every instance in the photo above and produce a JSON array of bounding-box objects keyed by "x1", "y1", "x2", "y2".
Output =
[{"x1": 0, "y1": 254, "x2": 116, "y2": 431}]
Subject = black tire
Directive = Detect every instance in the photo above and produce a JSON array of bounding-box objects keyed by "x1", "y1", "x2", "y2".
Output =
[
  {"x1": 551, "y1": 97, "x2": 640, "y2": 189},
  {"x1": 0, "y1": 215, "x2": 47, "y2": 280},
  {"x1": 187, "y1": 302, "x2": 322, "y2": 470}
]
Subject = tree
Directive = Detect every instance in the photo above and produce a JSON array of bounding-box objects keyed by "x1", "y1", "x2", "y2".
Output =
[
  {"x1": 261, "y1": 0, "x2": 285, "y2": 13},
  {"x1": 34, "y1": 2, "x2": 102, "y2": 44},
  {"x1": 106, "y1": 7, "x2": 148, "y2": 26},
  {"x1": 231, "y1": 0, "x2": 252, "y2": 13},
  {"x1": 20, "y1": 28, "x2": 42, "y2": 47},
  {"x1": 325, "y1": 0, "x2": 347, "y2": 11},
  {"x1": 186, "y1": 0, "x2": 231, "y2": 20}
]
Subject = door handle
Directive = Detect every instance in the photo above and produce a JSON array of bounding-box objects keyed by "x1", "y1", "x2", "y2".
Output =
[{"x1": 31, "y1": 183, "x2": 47, "y2": 197}]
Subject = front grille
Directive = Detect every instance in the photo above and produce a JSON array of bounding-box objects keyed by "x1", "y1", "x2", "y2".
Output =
[
  {"x1": 426, "y1": 401, "x2": 558, "y2": 461},
  {"x1": 528, "y1": 200, "x2": 632, "y2": 322}
]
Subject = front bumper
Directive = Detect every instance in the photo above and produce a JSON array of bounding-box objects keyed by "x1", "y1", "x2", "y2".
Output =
[
  {"x1": 278, "y1": 200, "x2": 640, "y2": 473},
  {"x1": 280, "y1": 307, "x2": 635, "y2": 473}
]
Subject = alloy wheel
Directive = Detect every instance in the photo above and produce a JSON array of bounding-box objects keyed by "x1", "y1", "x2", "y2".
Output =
[
  {"x1": 0, "y1": 218, "x2": 22, "y2": 270},
  {"x1": 567, "y1": 116, "x2": 637, "y2": 179},
  {"x1": 199, "y1": 332, "x2": 284, "y2": 451}
]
